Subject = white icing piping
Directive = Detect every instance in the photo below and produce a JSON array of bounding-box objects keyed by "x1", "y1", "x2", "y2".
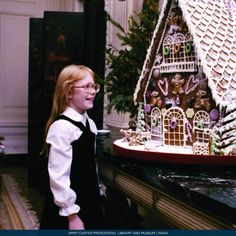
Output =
[
  {"x1": 178, "y1": 0, "x2": 236, "y2": 110},
  {"x1": 134, "y1": 0, "x2": 236, "y2": 111},
  {"x1": 143, "y1": 0, "x2": 175, "y2": 109},
  {"x1": 133, "y1": 0, "x2": 169, "y2": 104}
]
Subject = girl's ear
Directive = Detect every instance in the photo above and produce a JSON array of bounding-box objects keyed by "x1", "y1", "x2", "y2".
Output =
[
  {"x1": 68, "y1": 89, "x2": 73, "y2": 99},
  {"x1": 67, "y1": 92, "x2": 72, "y2": 100}
]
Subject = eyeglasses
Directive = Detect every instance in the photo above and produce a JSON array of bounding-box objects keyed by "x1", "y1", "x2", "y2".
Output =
[{"x1": 72, "y1": 83, "x2": 100, "y2": 93}]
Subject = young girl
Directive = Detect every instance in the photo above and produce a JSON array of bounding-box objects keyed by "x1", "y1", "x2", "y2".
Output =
[{"x1": 39, "y1": 65, "x2": 104, "y2": 230}]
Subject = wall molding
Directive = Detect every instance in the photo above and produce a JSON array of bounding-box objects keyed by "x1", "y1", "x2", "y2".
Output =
[
  {"x1": 0, "y1": 0, "x2": 35, "y2": 3},
  {"x1": 0, "y1": 0, "x2": 80, "y2": 155},
  {"x1": 104, "y1": 0, "x2": 143, "y2": 129}
]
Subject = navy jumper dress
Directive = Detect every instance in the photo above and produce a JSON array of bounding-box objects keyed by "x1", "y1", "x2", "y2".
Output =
[{"x1": 40, "y1": 115, "x2": 104, "y2": 229}]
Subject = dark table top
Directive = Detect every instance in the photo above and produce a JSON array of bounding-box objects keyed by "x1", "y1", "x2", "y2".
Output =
[{"x1": 96, "y1": 131, "x2": 236, "y2": 225}]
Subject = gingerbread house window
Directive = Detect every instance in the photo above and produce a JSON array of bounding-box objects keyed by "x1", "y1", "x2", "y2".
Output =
[
  {"x1": 163, "y1": 107, "x2": 186, "y2": 146},
  {"x1": 150, "y1": 107, "x2": 162, "y2": 141},
  {"x1": 160, "y1": 33, "x2": 198, "y2": 73},
  {"x1": 193, "y1": 110, "x2": 210, "y2": 155}
]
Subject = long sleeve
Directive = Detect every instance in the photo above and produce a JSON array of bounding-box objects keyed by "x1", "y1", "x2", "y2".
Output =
[
  {"x1": 46, "y1": 107, "x2": 98, "y2": 217},
  {"x1": 46, "y1": 121, "x2": 81, "y2": 216}
]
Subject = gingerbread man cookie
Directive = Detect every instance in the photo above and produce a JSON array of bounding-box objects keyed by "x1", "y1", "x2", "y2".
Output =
[{"x1": 171, "y1": 73, "x2": 185, "y2": 95}]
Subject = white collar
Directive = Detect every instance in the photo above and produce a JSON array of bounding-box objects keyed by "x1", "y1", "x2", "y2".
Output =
[{"x1": 62, "y1": 107, "x2": 87, "y2": 125}]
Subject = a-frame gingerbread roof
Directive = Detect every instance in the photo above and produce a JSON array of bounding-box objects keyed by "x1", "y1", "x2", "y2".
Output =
[{"x1": 134, "y1": 0, "x2": 236, "y2": 108}]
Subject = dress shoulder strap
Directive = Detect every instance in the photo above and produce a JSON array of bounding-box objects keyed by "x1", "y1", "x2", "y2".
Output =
[{"x1": 58, "y1": 115, "x2": 86, "y2": 131}]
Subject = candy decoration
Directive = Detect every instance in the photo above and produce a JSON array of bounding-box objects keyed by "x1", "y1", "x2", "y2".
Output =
[
  {"x1": 158, "y1": 77, "x2": 169, "y2": 96},
  {"x1": 170, "y1": 118, "x2": 177, "y2": 129},
  {"x1": 164, "y1": 98, "x2": 174, "y2": 109},
  {"x1": 174, "y1": 44, "x2": 181, "y2": 54},
  {"x1": 145, "y1": 104, "x2": 151, "y2": 113},
  {"x1": 163, "y1": 46, "x2": 170, "y2": 56},
  {"x1": 155, "y1": 54, "x2": 163, "y2": 65},
  {"x1": 185, "y1": 75, "x2": 200, "y2": 95},
  {"x1": 186, "y1": 122, "x2": 193, "y2": 142},
  {"x1": 185, "y1": 42, "x2": 192, "y2": 53},
  {"x1": 153, "y1": 68, "x2": 160, "y2": 79},
  {"x1": 175, "y1": 95, "x2": 180, "y2": 105},
  {"x1": 210, "y1": 108, "x2": 220, "y2": 121},
  {"x1": 151, "y1": 117, "x2": 158, "y2": 126},
  {"x1": 197, "y1": 122, "x2": 204, "y2": 129},
  {"x1": 186, "y1": 108, "x2": 195, "y2": 118}
]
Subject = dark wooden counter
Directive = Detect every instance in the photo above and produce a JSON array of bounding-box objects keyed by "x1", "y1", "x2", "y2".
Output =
[{"x1": 96, "y1": 132, "x2": 236, "y2": 229}]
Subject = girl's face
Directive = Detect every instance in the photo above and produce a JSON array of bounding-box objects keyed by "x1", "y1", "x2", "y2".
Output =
[{"x1": 69, "y1": 74, "x2": 96, "y2": 114}]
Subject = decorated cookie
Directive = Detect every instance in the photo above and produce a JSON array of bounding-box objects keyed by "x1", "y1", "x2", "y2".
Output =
[
  {"x1": 186, "y1": 108, "x2": 195, "y2": 118},
  {"x1": 195, "y1": 90, "x2": 211, "y2": 111},
  {"x1": 172, "y1": 73, "x2": 185, "y2": 95},
  {"x1": 150, "y1": 91, "x2": 163, "y2": 108}
]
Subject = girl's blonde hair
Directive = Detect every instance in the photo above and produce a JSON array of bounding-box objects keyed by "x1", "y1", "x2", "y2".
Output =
[{"x1": 43, "y1": 65, "x2": 95, "y2": 155}]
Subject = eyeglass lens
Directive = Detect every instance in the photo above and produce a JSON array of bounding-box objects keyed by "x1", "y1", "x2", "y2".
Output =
[
  {"x1": 73, "y1": 83, "x2": 100, "y2": 93},
  {"x1": 86, "y1": 83, "x2": 100, "y2": 92}
]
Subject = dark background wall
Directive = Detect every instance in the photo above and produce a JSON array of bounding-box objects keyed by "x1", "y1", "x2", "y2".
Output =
[{"x1": 28, "y1": 0, "x2": 106, "y2": 188}]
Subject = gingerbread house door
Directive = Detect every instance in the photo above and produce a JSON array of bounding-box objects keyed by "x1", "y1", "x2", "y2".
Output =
[
  {"x1": 163, "y1": 107, "x2": 186, "y2": 146},
  {"x1": 151, "y1": 107, "x2": 162, "y2": 141}
]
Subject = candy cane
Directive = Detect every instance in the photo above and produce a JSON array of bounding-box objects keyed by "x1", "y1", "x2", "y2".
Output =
[{"x1": 186, "y1": 123, "x2": 193, "y2": 143}]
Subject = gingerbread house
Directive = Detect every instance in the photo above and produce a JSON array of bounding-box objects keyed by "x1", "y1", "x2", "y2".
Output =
[{"x1": 131, "y1": 0, "x2": 236, "y2": 156}]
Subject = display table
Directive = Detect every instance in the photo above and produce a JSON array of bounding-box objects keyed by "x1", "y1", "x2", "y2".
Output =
[{"x1": 96, "y1": 132, "x2": 236, "y2": 229}]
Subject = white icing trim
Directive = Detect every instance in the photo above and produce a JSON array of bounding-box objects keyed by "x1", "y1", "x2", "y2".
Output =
[
  {"x1": 134, "y1": 0, "x2": 236, "y2": 111},
  {"x1": 133, "y1": 0, "x2": 169, "y2": 104},
  {"x1": 178, "y1": 0, "x2": 236, "y2": 109},
  {"x1": 143, "y1": 0, "x2": 175, "y2": 108}
]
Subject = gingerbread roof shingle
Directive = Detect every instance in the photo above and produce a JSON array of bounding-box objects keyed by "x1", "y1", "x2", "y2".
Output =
[{"x1": 134, "y1": 0, "x2": 236, "y2": 108}]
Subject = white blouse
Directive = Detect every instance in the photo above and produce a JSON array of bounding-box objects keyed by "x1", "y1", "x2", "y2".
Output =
[{"x1": 46, "y1": 106, "x2": 97, "y2": 217}]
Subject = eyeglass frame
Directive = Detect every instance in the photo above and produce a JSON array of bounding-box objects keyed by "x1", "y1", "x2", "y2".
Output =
[{"x1": 72, "y1": 83, "x2": 100, "y2": 93}]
